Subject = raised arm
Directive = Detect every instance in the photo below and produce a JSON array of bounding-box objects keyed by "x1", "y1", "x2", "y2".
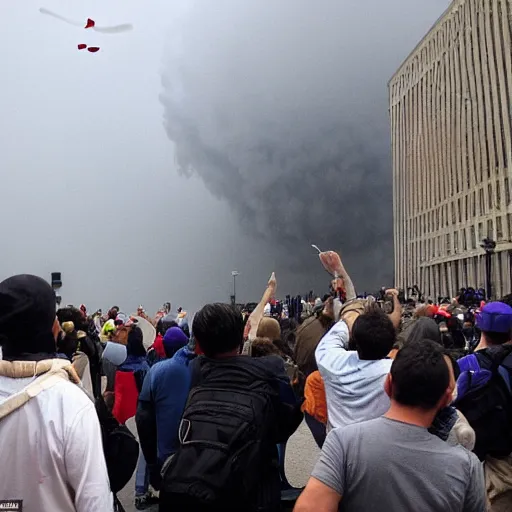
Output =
[
  {"x1": 385, "y1": 288, "x2": 402, "y2": 330},
  {"x1": 315, "y1": 319, "x2": 351, "y2": 377},
  {"x1": 244, "y1": 272, "x2": 276, "y2": 340},
  {"x1": 319, "y1": 251, "x2": 356, "y2": 301}
]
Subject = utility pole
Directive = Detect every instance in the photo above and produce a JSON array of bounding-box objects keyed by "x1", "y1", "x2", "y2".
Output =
[
  {"x1": 231, "y1": 271, "x2": 240, "y2": 306},
  {"x1": 480, "y1": 238, "x2": 496, "y2": 300}
]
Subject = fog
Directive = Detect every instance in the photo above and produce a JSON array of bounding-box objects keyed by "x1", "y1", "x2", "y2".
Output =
[{"x1": 1, "y1": 0, "x2": 449, "y2": 314}]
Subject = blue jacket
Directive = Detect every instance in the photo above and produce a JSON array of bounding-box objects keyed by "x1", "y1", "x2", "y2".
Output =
[{"x1": 136, "y1": 346, "x2": 196, "y2": 469}]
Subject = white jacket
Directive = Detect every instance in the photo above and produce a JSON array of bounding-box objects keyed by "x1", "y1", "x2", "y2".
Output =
[
  {"x1": 315, "y1": 320, "x2": 392, "y2": 430},
  {"x1": 0, "y1": 375, "x2": 113, "y2": 511}
]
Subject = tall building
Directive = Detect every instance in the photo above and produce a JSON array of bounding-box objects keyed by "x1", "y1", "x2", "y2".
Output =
[{"x1": 389, "y1": 0, "x2": 512, "y2": 300}]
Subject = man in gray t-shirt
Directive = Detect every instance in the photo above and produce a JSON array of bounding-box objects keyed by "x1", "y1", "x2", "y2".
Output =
[{"x1": 294, "y1": 339, "x2": 486, "y2": 512}]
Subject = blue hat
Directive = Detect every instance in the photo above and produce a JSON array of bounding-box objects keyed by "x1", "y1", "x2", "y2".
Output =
[{"x1": 476, "y1": 302, "x2": 512, "y2": 333}]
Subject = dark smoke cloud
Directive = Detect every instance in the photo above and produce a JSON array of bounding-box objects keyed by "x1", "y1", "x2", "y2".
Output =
[{"x1": 160, "y1": 0, "x2": 449, "y2": 292}]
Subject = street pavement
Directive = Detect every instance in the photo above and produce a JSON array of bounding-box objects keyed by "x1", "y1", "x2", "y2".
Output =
[{"x1": 118, "y1": 419, "x2": 320, "y2": 512}]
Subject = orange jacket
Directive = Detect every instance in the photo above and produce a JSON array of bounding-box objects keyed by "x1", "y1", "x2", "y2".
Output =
[{"x1": 301, "y1": 370, "x2": 327, "y2": 425}]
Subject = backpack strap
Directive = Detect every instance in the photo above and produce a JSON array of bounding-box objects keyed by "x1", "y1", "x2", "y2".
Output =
[
  {"x1": 0, "y1": 369, "x2": 68, "y2": 421},
  {"x1": 497, "y1": 366, "x2": 512, "y2": 394},
  {"x1": 188, "y1": 357, "x2": 203, "y2": 389}
]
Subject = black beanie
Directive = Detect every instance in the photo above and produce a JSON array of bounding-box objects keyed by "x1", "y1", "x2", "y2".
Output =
[{"x1": 0, "y1": 275, "x2": 57, "y2": 357}]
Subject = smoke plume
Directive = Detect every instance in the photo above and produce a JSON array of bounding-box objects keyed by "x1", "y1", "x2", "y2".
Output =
[{"x1": 160, "y1": 0, "x2": 449, "y2": 291}]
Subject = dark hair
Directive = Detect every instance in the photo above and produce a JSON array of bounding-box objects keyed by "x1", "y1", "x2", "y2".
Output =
[
  {"x1": 404, "y1": 317, "x2": 442, "y2": 348},
  {"x1": 483, "y1": 330, "x2": 511, "y2": 346},
  {"x1": 58, "y1": 331, "x2": 78, "y2": 360},
  {"x1": 57, "y1": 307, "x2": 88, "y2": 332},
  {"x1": 126, "y1": 326, "x2": 146, "y2": 358},
  {"x1": 391, "y1": 339, "x2": 450, "y2": 409},
  {"x1": 193, "y1": 303, "x2": 243, "y2": 358},
  {"x1": 351, "y1": 305, "x2": 395, "y2": 360},
  {"x1": 250, "y1": 337, "x2": 282, "y2": 357}
]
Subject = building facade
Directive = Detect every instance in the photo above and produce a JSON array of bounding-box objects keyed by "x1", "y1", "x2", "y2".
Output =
[{"x1": 390, "y1": 0, "x2": 512, "y2": 300}]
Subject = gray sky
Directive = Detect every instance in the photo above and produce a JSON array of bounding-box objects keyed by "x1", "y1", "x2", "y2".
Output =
[{"x1": 1, "y1": 0, "x2": 449, "y2": 315}]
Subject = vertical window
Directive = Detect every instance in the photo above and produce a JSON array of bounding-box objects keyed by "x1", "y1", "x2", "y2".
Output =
[
  {"x1": 479, "y1": 188, "x2": 485, "y2": 215},
  {"x1": 487, "y1": 219, "x2": 494, "y2": 239},
  {"x1": 497, "y1": 216, "x2": 503, "y2": 241}
]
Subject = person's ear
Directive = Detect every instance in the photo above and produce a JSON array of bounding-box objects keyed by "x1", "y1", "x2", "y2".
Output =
[
  {"x1": 384, "y1": 373, "x2": 392, "y2": 398},
  {"x1": 438, "y1": 387, "x2": 453, "y2": 410}
]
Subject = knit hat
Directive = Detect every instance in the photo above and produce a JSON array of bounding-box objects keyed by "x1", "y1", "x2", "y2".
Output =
[
  {"x1": 476, "y1": 302, "x2": 512, "y2": 333},
  {"x1": 0, "y1": 275, "x2": 57, "y2": 357},
  {"x1": 163, "y1": 327, "x2": 188, "y2": 358}
]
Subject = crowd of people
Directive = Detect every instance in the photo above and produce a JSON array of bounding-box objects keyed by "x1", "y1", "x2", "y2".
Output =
[{"x1": 0, "y1": 250, "x2": 511, "y2": 511}]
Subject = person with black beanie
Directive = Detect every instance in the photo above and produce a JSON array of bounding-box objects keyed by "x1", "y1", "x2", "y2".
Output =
[{"x1": 0, "y1": 275, "x2": 113, "y2": 511}]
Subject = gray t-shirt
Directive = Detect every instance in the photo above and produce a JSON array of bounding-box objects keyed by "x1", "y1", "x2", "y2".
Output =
[{"x1": 312, "y1": 417, "x2": 486, "y2": 512}]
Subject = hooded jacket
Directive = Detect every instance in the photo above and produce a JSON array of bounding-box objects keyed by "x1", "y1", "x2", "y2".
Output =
[
  {"x1": 0, "y1": 275, "x2": 112, "y2": 511},
  {"x1": 136, "y1": 345, "x2": 197, "y2": 476}
]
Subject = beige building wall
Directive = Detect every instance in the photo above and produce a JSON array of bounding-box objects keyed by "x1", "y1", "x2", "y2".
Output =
[{"x1": 389, "y1": 0, "x2": 512, "y2": 300}]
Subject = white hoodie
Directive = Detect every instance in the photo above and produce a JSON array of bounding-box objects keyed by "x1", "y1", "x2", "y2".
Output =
[
  {"x1": 315, "y1": 320, "x2": 392, "y2": 430},
  {"x1": 0, "y1": 375, "x2": 113, "y2": 511}
]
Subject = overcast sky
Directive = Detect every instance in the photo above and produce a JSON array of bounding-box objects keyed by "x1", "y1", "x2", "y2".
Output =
[{"x1": 1, "y1": 0, "x2": 449, "y2": 315}]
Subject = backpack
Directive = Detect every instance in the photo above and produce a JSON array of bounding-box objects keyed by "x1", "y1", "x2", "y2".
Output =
[
  {"x1": 160, "y1": 358, "x2": 281, "y2": 512},
  {"x1": 455, "y1": 346, "x2": 512, "y2": 460},
  {"x1": 95, "y1": 394, "x2": 139, "y2": 494}
]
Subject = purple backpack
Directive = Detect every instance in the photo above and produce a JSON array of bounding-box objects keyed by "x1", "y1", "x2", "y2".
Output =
[{"x1": 455, "y1": 347, "x2": 512, "y2": 460}]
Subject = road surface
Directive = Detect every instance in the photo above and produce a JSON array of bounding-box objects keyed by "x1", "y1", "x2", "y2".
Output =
[{"x1": 118, "y1": 419, "x2": 320, "y2": 511}]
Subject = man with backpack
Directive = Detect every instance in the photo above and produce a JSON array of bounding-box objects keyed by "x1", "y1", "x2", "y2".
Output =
[
  {"x1": 456, "y1": 301, "x2": 512, "y2": 511},
  {"x1": 159, "y1": 303, "x2": 303, "y2": 512},
  {"x1": 0, "y1": 275, "x2": 113, "y2": 511}
]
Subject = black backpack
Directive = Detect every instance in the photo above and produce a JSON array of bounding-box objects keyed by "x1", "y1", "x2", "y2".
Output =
[
  {"x1": 95, "y1": 396, "x2": 140, "y2": 494},
  {"x1": 455, "y1": 346, "x2": 512, "y2": 460},
  {"x1": 160, "y1": 357, "x2": 281, "y2": 512}
]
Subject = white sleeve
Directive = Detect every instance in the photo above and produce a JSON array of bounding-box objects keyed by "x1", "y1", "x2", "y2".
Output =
[
  {"x1": 315, "y1": 320, "x2": 351, "y2": 378},
  {"x1": 65, "y1": 400, "x2": 114, "y2": 512}
]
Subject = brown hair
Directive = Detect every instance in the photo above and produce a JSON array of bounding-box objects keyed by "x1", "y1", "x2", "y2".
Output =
[{"x1": 256, "y1": 317, "x2": 281, "y2": 341}]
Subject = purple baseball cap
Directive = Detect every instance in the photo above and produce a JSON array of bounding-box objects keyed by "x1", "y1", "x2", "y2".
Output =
[{"x1": 476, "y1": 302, "x2": 512, "y2": 333}]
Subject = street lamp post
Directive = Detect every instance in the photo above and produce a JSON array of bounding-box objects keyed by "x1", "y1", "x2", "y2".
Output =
[
  {"x1": 231, "y1": 271, "x2": 240, "y2": 305},
  {"x1": 480, "y1": 238, "x2": 496, "y2": 300}
]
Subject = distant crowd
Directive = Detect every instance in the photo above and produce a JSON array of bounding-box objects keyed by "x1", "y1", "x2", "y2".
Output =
[{"x1": 0, "y1": 250, "x2": 511, "y2": 511}]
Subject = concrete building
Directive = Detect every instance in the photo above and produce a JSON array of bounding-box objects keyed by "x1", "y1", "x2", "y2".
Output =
[{"x1": 389, "y1": 0, "x2": 512, "y2": 300}]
